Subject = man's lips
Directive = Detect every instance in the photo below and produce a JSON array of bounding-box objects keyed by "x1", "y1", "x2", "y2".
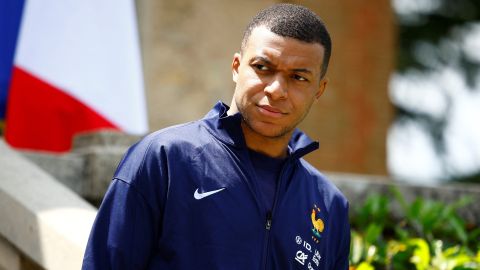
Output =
[{"x1": 257, "y1": 104, "x2": 286, "y2": 117}]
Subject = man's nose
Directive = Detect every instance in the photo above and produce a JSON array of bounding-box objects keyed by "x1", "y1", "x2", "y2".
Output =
[{"x1": 264, "y1": 74, "x2": 288, "y2": 100}]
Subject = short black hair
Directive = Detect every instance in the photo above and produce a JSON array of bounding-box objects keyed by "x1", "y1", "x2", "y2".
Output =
[{"x1": 241, "y1": 3, "x2": 332, "y2": 78}]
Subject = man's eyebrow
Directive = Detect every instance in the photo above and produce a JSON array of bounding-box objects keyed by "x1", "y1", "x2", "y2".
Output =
[
  {"x1": 292, "y1": 68, "x2": 313, "y2": 74},
  {"x1": 250, "y1": 56, "x2": 273, "y2": 64},
  {"x1": 250, "y1": 56, "x2": 313, "y2": 74}
]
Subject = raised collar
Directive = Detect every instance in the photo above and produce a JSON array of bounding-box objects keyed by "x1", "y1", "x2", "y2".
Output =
[{"x1": 202, "y1": 102, "x2": 319, "y2": 159}]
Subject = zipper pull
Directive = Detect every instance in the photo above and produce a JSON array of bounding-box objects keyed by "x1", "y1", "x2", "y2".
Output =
[{"x1": 266, "y1": 211, "x2": 272, "y2": 230}]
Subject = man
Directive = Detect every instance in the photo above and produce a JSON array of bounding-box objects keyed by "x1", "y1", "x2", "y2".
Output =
[{"x1": 83, "y1": 3, "x2": 350, "y2": 270}]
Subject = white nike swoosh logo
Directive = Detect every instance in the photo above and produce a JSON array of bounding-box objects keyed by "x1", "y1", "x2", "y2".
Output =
[{"x1": 194, "y1": 188, "x2": 226, "y2": 200}]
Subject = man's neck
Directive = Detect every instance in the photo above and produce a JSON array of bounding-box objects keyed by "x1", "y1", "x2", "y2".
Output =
[{"x1": 240, "y1": 121, "x2": 291, "y2": 158}]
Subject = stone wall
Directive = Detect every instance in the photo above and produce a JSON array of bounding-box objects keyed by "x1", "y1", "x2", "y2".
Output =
[
  {"x1": 20, "y1": 131, "x2": 139, "y2": 206},
  {"x1": 0, "y1": 140, "x2": 97, "y2": 270},
  {"x1": 329, "y1": 173, "x2": 480, "y2": 225}
]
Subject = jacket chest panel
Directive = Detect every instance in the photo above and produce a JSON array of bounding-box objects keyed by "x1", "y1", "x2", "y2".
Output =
[
  {"x1": 160, "y1": 156, "x2": 263, "y2": 250},
  {"x1": 266, "y1": 182, "x2": 332, "y2": 270}
]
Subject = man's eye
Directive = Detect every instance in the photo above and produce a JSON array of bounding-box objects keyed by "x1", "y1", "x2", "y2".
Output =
[
  {"x1": 254, "y1": 64, "x2": 269, "y2": 71},
  {"x1": 293, "y1": 74, "x2": 307, "y2": 81}
]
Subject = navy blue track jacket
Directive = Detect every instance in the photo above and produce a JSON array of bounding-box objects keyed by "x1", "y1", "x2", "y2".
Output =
[{"x1": 82, "y1": 102, "x2": 350, "y2": 270}]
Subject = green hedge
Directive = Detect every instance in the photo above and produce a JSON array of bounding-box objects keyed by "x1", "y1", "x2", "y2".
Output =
[{"x1": 349, "y1": 189, "x2": 480, "y2": 269}]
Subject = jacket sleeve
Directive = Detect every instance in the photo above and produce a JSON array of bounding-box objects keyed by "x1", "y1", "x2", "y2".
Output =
[
  {"x1": 82, "y1": 137, "x2": 168, "y2": 270},
  {"x1": 82, "y1": 179, "x2": 155, "y2": 270},
  {"x1": 333, "y1": 202, "x2": 351, "y2": 270}
]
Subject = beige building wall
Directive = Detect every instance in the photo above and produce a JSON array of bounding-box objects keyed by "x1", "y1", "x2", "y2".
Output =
[{"x1": 136, "y1": 0, "x2": 395, "y2": 175}]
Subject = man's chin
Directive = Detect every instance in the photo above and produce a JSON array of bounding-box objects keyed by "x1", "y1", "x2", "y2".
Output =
[{"x1": 246, "y1": 121, "x2": 292, "y2": 139}]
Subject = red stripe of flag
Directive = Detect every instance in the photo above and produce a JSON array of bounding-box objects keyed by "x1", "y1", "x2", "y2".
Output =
[{"x1": 5, "y1": 67, "x2": 119, "y2": 152}]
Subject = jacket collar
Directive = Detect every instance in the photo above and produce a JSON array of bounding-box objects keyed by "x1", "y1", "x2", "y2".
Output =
[{"x1": 202, "y1": 102, "x2": 319, "y2": 159}]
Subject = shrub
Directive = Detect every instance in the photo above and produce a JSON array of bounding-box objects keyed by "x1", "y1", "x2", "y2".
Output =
[{"x1": 349, "y1": 189, "x2": 480, "y2": 269}]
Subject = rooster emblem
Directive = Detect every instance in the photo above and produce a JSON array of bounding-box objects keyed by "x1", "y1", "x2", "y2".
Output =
[{"x1": 311, "y1": 205, "x2": 324, "y2": 242}]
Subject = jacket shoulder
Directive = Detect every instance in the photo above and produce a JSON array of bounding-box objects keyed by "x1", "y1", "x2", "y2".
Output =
[
  {"x1": 113, "y1": 119, "x2": 211, "y2": 183},
  {"x1": 298, "y1": 159, "x2": 349, "y2": 207},
  {"x1": 144, "y1": 119, "x2": 211, "y2": 147}
]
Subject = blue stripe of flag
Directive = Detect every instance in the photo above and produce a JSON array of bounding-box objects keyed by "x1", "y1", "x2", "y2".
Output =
[{"x1": 0, "y1": 0, "x2": 25, "y2": 119}]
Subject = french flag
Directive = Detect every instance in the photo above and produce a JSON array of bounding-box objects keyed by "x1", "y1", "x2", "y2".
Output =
[{"x1": 1, "y1": 0, "x2": 148, "y2": 152}]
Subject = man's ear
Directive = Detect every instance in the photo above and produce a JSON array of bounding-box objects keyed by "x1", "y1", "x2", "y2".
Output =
[
  {"x1": 315, "y1": 78, "x2": 328, "y2": 101},
  {"x1": 232, "y1": 52, "x2": 241, "y2": 83}
]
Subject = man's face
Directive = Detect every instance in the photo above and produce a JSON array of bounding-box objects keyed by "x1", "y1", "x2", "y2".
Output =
[{"x1": 231, "y1": 26, "x2": 328, "y2": 139}]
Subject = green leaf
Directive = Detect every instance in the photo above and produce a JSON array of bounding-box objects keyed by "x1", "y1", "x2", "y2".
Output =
[
  {"x1": 394, "y1": 225, "x2": 410, "y2": 240},
  {"x1": 356, "y1": 262, "x2": 374, "y2": 270},
  {"x1": 449, "y1": 216, "x2": 468, "y2": 244},
  {"x1": 407, "y1": 238, "x2": 430, "y2": 270},
  {"x1": 365, "y1": 224, "x2": 383, "y2": 245},
  {"x1": 391, "y1": 188, "x2": 408, "y2": 214}
]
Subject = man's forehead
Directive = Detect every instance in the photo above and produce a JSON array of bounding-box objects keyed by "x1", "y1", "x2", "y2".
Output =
[
  {"x1": 245, "y1": 26, "x2": 324, "y2": 50},
  {"x1": 244, "y1": 27, "x2": 324, "y2": 71}
]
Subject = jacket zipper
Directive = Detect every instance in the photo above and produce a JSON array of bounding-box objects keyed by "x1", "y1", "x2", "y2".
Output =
[
  {"x1": 261, "y1": 211, "x2": 272, "y2": 269},
  {"x1": 261, "y1": 159, "x2": 292, "y2": 270},
  {"x1": 265, "y1": 212, "x2": 272, "y2": 230}
]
